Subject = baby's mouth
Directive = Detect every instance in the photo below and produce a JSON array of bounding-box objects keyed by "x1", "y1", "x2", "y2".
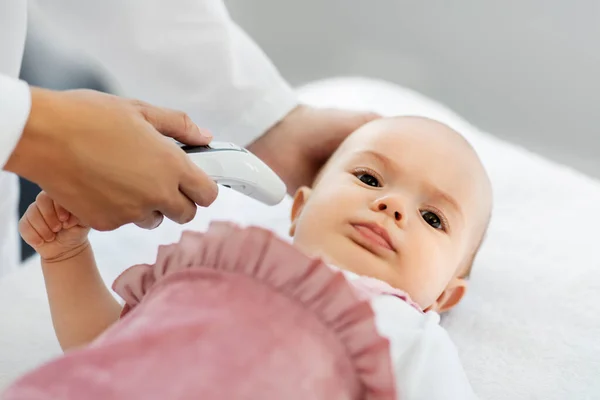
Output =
[{"x1": 350, "y1": 223, "x2": 396, "y2": 253}]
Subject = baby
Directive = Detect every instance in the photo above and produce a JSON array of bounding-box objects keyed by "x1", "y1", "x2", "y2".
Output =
[
  {"x1": 4, "y1": 116, "x2": 492, "y2": 400},
  {"x1": 290, "y1": 116, "x2": 492, "y2": 312}
]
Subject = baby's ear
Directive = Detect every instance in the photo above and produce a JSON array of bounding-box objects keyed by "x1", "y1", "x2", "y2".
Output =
[
  {"x1": 427, "y1": 277, "x2": 467, "y2": 314},
  {"x1": 289, "y1": 187, "x2": 312, "y2": 236}
]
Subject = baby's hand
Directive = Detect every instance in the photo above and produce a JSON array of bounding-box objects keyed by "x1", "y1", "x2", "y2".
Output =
[{"x1": 19, "y1": 192, "x2": 91, "y2": 262}]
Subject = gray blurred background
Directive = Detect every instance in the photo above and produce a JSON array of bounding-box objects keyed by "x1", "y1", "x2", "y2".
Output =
[{"x1": 19, "y1": 1, "x2": 599, "y2": 257}]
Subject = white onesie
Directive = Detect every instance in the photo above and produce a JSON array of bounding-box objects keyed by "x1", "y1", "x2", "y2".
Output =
[{"x1": 342, "y1": 269, "x2": 478, "y2": 399}]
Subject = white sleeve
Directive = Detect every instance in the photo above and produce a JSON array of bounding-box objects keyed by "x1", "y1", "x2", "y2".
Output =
[
  {"x1": 371, "y1": 296, "x2": 478, "y2": 400},
  {"x1": 30, "y1": 0, "x2": 298, "y2": 147},
  {"x1": 0, "y1": 74, "x2": 31, "y2": 168}
]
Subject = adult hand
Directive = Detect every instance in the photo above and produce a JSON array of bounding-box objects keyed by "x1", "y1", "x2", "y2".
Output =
[
  {"x1": 5, "y1": 87, "x2": 218, "y2": 231},
  {"x1": 247, "y1": 105, "x2": 380, "y2": 194}
]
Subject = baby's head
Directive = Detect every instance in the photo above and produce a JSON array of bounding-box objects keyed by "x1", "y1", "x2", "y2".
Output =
[{"x1": 290, "y1": 116, "x2": 492, "y2": 313}]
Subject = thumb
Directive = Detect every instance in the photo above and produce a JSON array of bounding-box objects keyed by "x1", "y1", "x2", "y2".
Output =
[{"x1": 137, "y1": 102, "x2": 213, "y2": 146}]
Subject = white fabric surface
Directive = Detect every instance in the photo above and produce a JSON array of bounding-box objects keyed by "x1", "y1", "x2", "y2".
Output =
[
  {"x1": 1, "y1": 77, "x2": 599, "y2": 399},
  {"x1": 0, "y1": 0, "x2": 29, "y2": 278}
]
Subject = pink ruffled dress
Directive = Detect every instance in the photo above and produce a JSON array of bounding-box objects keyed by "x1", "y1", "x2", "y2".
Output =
[{"x1": 2, "y1": 222, "x2": 416, "y2": 400}]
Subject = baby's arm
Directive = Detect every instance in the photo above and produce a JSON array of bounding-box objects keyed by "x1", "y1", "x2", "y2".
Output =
[{"x1": 19, "y1": 192, "x2": 122, "y2": 352}]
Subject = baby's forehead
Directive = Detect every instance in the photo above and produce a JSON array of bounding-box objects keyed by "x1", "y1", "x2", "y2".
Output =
[
  {"x1": 339, "y1": 116, "x2": 469, "y2": 152},
  {"x1": 332, "y1": 118, "x2": 477, "y2": 181}
]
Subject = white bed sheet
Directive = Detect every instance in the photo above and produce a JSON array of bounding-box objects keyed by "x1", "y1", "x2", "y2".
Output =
[{"x1": 1, "y1": 77, "x2": 599, "y2": 399}]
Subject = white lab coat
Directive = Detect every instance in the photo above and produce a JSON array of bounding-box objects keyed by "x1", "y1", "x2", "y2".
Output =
[{"x1": 0, "y1": 0, "x2": 299, "y2": 278}]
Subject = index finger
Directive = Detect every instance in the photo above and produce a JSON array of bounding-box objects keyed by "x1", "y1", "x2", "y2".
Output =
[
  {"x1": 135, "y1": 101, "x2": 213, "y2": 146},
  {"x1": 53, "y1": 200, "x2": 70, "y2": 222},
  {"x1": 35, "y1": 193, "x2": 62, "y2": 233}
]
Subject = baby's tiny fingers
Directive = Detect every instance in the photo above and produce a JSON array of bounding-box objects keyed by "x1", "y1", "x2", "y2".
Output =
[
  {"x1": 36, "y1": 191, "x2": 70, "y2": 222},
  {"x1": 18, "y1": 212, "x2": 44, "y2": 247},
  {"x1": 54, "y1": 201, "x2": 70, "y2": 222},
  {"x1": 63, "y1": 214, "x2": 81, "y2": 230},
  {"x1": 36, "y1": 192, "x2": 62, "y2": 232},
  {"x1": 27, "y1": 204, "x2": 56, "y2": 242}
]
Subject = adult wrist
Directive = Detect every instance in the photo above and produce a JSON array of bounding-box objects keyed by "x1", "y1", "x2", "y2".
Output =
[
  {"x1": 4, "y1": 86, "x2": 61, "y2": 183},
  {"x1": 247, "y1": 105, "x2": 307, "y2": 192}
]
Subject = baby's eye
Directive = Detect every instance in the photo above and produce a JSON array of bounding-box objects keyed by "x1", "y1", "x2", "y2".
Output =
[
  {"x1": 421, "y1": 210, "x2": 443, "y2": 230},
  {"x1": 356, "y1": 173, "x2": 380, "y2": 187}
]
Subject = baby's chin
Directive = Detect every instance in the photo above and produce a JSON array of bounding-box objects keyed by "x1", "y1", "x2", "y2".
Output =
[
  {"x1": 293, "y1": 237, "x2": 393, "y2": 282},
  {"x1": 292, "y1": 238, "x2": 434, "y2": 308}
]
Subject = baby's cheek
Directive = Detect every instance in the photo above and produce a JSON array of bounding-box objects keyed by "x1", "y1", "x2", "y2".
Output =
[
  {"x1": 292, "y1": 207, "x2": 326, "y2": 248},
  {"x1": 394, "y1": 257, "x2": 449, "y2": 308},
  {"x1": 422, "y1": 261, "x2": 459, "y2": 306},
  {"x1": 390, "y1": 275, "x2": 429, "y2": 308}
]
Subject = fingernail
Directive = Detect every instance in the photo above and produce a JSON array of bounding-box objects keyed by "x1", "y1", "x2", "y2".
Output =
[{"x1": 199, "y1": 128, "x2": 213, "y2": 140}]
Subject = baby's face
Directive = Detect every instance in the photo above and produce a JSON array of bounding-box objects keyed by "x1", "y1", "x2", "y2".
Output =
[{"x1": 290, "y1": 117, "x2": 492, "y2": 312}]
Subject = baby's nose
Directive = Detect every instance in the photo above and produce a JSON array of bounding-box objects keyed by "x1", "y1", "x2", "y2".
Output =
[{"x1": 373, "y1": 197, "x2": 403, "y2": 221}]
